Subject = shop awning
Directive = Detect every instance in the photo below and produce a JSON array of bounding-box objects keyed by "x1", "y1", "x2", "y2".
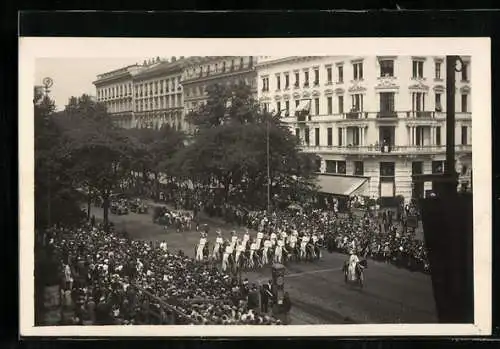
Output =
[{"x1": 316, "y1": 174, "x2": 369, "y2": 197}]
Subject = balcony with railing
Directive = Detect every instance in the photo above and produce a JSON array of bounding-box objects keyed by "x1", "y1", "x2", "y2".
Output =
[
  {"x1": 299, "y1": 144, "x2": 472, "y2": 155},
  {"x1": 376, "y1": 111, "x2": 398, "y2": 119}
]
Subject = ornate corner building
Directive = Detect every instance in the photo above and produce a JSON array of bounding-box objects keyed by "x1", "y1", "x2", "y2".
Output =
[
  {"x1": 93, "y1": 55, "x2": 472, "y2": 203},
  {"x1": 256, "y1": 56, "x2": 472, "y2": 203}
]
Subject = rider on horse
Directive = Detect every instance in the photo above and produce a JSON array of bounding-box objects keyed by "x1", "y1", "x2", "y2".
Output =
[
  {"x1": 344, "y1": 249, "x2": 365, "y2": 285},
  {"x1": 195, "y1": 232, "x2": 207, "y2": 262},
  {"x1": 249, "y1": 239, "x2": 258, "y2": 269},
  {"x1": 262, "y1": 237, "x2": 272, "y2": 265},
  {"x1": 213, "y1": 229, "x2": 223, "y2": 260}
]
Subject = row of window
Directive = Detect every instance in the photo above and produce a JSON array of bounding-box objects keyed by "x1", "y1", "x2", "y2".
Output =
[
  {"x1": 134, "y1": 95, "x2": 183, "y2": 112},
  {"x1": 319, "y1": 160, "x2": 452, "y2": 177},
  {"x1": 97, "y1": 76, "x2": 184, "y2": 100},
  {"x1": 264, "y1": 91, "x2": 469, "y2": 116},
  {"x1": 185, "y1": 57, "x2": 253, "y2": 80},
  {"x1": 295, "y1": 125, "x2": 470, "y2": 147},
  {"x1": 97, "y1": 83, "x2": 133, "y2": 100},
  {"x1": 134, "y1": 77, "x2": 182, "y2": 98},
  {"x1": 261, "y1": 59, "x2": 469, "y2": 92}
]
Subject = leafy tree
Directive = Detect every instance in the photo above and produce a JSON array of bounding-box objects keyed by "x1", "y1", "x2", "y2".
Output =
[
  {"x1": 175, "y1": 82, "x2": 319, "y2": 209},
  {"x1": 124, "y1": 124, "x2": 186, "y2": 199},
  {"x1": 35, "y1": 94, "x2": 84, "y2": 230},
  {"x1": 56, "y1": 95, "x2": 133, "y2": 228}
]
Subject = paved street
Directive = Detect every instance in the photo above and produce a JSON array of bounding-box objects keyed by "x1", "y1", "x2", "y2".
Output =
[{"x1": 89, "y1": 203, "x2": 437, "y2": 324}]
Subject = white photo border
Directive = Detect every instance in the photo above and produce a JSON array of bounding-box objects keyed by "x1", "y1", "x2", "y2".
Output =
[{"x1": 19, "y1": 37, "x2": 492, "y2": 337}]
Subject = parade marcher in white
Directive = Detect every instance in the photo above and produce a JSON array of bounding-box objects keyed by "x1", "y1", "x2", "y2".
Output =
[
  {"x1": 256, "y1": 231, "x2": 264, "y2": 250},
  {"x1": 222, "y1": 243, "x2": 233, "y2": 272},
  {"x1": 262, "y1": 238, "x2": 272, "y2": 265},
  {"x1": 213, "y1": 230, "x2": 223, "y2": 260},
  {"x1": 230, "y1": 231, "x2": 238, "y2": 249},
  {"x1": 270, "y1": 231, "x2": 277, "y2": 246},
  {"x1": 196, "y1": 232, "x2": 207, "y2": 262},
  {"x1": 346, "y1": 250, "x2": 362, "y2": 282},
  {"x1": 243, "y1": 229, "x2": 250, "y2": 248},
  {"x1": 300, "y1": 234, "x2": 309, "y2": 260},
  {"x1": 275, "y1": 238, "x2": 284, "y2": 264},
  {"x1": 249, "y1": 240, "x2": 258, "y2": 269},
  {"x1": 312, "y1": 232, "x2": 319, "y2": 259},
  {"x1": 235, "y1": 239, "x2": 245, "y2": 268}
]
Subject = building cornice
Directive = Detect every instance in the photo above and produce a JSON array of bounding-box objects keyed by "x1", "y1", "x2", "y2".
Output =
[
  {"x1": 256, "y1": 56, "x2": 319, "y2": 70},
  {"x1": 182, "y1": 68, "x2": 256, "y2": 85}
]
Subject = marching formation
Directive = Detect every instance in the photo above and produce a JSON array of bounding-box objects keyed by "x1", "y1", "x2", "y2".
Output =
[{"x1": 195, "y1": 226, "x2": 324, "y2": 273}]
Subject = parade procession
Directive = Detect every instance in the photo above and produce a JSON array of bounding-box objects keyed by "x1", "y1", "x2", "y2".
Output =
[{"x1": 32, "y1": 53, "x2": 475, "y2": 327}]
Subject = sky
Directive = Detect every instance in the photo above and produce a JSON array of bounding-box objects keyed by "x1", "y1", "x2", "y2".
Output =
[{"x1": 35, "y1": 57, "x2": 143, "y2": 110}]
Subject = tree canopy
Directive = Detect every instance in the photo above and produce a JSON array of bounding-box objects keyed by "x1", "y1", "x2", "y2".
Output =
[{"x1": 173, "y1": 82, "x2": 319, "y2": 209}]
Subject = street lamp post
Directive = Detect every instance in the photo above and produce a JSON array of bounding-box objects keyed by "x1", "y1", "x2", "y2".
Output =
[{"x1": 42, "y1": 77, "x2": 54, "y2": 229}]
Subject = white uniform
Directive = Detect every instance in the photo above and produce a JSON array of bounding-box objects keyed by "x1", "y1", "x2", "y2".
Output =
[
  {"x1": 243, "y1": 233, "x2": 250, "y2": 243},
  {"x1": 213, "y1": 236, "x2": 223, "y2": 257},
  {"x1": 263, "y1": 239, "x2": 272, "y2": 264},
  {"x1": 290, "y1": 235, "x2": 297, "y2": 249},
  {"x1": 231, "y1": 236, "x2": 238, "y2": 249},
  {"x1": 275, "y1": 239, "x2": 284, "y2": 263},
  {"x1": 235, "y1": 244, "x2": 245, "y2": 263},
  {"x1": 270, "y1": 232, "x2": 277, "y2": 246},
  {"x1": 347, "y1": 254, "x2": 360, "y2": 280},
  {"x1": 196, "y1": 237, "x2": 207, "y2": 261},
  {"x1": 300, "y1": 236, "x2": 309, "y2": 258},
  {"x1": 256, "y1": 232, "x2": 264, "y2": 249},
  {"x1": 222, "y1": 245, "x2": 232, "y2": 271}
]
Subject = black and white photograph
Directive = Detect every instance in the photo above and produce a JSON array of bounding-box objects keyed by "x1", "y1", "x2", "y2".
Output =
[{"x1": 19, "y1": 38, "x2": 491, "y2": 337}]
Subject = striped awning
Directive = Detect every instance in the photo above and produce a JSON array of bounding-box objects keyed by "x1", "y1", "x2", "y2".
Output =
[{"x1": 316, "y1": 174, "x2": 369, "y2": 197}]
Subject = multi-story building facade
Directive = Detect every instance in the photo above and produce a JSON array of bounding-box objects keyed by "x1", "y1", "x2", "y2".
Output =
[
  {"x1": 132, "y1": 57, "x2": 186, "y2": 130},
  {"x1": 181, "y1": 56, "x2": 258, "y2": 116},
  {"x1": 256, "y1": 56, "x2": 472, "y2": 203},
  {"x1": 94, "y1": 56, "x2": 257, "y2": 131},
  {"x1": 94, "y1": 64, "x2": 142, "y2": 128}
]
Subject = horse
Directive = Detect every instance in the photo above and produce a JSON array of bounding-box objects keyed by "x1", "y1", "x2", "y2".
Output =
[
  {"x1": 343, "y1": 257, "x2": 367, "y2": 288},
  {"x1": 212, "y1": 241, "x2": 223, "y2": 261}
]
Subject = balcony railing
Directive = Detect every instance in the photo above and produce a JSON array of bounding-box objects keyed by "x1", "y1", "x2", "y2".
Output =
[
  {"x1": 300, "y1": 144, "x2": 472, "y2": 154},
  {"x1": 406, "y1": 111, "x2": 434, "y2": 119},
  {"x1": 346, "y1": 111, "x2": 363, "y2": 119},
  {"x1": 377, "y1": 111, "x2": 398, "y2": 118},
  {"x1": 279, "y1": 111, "x2": 472, "y2": 124}
]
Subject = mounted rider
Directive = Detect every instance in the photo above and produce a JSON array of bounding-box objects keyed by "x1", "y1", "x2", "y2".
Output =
[
  {"x1": 249, "y1": 239, "x2": 258, "y2": 269},
  {"x1": 195, "y1": 232, "x2": 207, "y2": 262},
  {"x1": 213, "y1": 230, "x2": 223, "y2": 260},
  {"x1": 300, "y1": 233, "x2": 310, "y2": 260},
  {"x1": 270, "y1": 231, "x2": 277, "y2": 247},
  {"x1": 256, "y1": 231, "x2": 264, "y2": 250},
  {"x1": 222, "y1": 241, "x2": 233, "y2": 272},
  {"x1": 230, "y1": 230, "x2": 238, "y2": 249},
  {"x1": 344, "y1": 249, "x2": 366, "y2": 285},
  {"x1": 312, "y1": 231, "x2": 321, "y2": 259},
  {"x1": 235, "y1": 238, "x2": 245, "y2": 267},
  {"x1": 262, "y1": 237, "x2": 272, "y2": 265},
  {"x1": 243, "y1": 229, "x2": 250, "y2": 249},
  {"x1": 275, "y1": 237, "x2": 285, "y2": 264}
]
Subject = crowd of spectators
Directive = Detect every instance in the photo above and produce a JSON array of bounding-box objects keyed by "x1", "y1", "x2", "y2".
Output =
[
  {"x1": 42, "y1": 224, "x2": 283, "y2": 325},
  {"x1": 155, "y1": 183, "x2": 429, "y2": 274}
]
